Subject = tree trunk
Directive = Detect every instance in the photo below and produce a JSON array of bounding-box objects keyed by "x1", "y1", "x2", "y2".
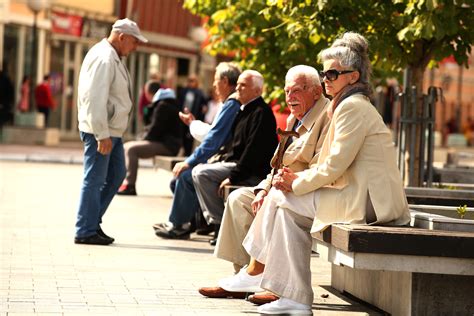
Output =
[{"x1": 404, "y1": 65, "x2": 426, "y2": 187}]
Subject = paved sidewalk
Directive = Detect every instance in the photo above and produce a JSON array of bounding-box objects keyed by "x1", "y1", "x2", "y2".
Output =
[{"x1": 0, "y1": 155, "x2": 381, "y2": 315}]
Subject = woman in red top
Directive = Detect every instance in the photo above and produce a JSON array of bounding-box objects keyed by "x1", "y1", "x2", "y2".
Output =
[{"x1": 35, "y1": 74, "x2": 56, "y2": 126}]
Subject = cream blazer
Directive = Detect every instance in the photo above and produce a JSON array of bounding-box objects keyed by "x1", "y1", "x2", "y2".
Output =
[
  {"x1": 255, "y1": 96, "x2": 330, "y2": 192},
  {"x1": 291, "y1": 94, "x2": 411, "y2": 233}
]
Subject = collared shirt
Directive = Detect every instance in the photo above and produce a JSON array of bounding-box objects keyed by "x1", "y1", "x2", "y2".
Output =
[{"x1": 298, "y1": 104, "x2": 317, "y2": 131}]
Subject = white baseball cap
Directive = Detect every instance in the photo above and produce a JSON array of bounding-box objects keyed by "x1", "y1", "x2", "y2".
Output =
[{"x1": 112, "y1": 18, "x2": 148, "y2": 43}]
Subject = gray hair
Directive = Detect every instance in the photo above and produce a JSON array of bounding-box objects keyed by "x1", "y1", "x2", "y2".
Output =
[
  {"x1": 241, "y1": 70, "x2": 264, "y2": 91},
  {"x1": 215, "y1": 62, "x2": 241, "y2": 86},
  {"x1": 320, "y1": 32, "x2": 371, "y2": 85},
  {"x1": 285, "y1": 65, "x2": 321, "y2": 87}
]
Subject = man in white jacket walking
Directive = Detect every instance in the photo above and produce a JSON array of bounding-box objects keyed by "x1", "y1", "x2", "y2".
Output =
[{"x1": 75, "y1": 18, "x2": 147, "y2": 245}]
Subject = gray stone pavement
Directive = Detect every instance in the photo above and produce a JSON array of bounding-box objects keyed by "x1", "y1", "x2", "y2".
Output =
[{"x1": 0, "y1": 144, "x2": 383, "y2": 315}]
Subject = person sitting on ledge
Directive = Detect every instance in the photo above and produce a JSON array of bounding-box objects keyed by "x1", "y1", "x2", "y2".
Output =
[
  {"x1": 151, "y1": 62, "x2": 242, "y2": 239},
  {"x1": 118, "y1": 88, "x2": 183, "y2": 196}
]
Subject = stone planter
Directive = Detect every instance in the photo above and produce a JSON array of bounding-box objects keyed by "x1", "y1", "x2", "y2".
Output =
[
  {"x1": 411, "y1": 210, "x2": 474, "y2": 233},
  {"x1": 405, "y1": 186, "x2": 474, "y2": 207}
]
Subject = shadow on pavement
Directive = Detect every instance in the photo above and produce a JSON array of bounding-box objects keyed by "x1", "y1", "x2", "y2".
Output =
[
  {"x1": 316, "y1": 285, "x2": 387, "y2": 315},
  {"x1": 111, "y1": 243, "x2": 214, "y2": 254}
]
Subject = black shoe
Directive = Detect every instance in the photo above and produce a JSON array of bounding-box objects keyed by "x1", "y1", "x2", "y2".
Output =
[
  {"x1": 209, "y1": 224, "x2": 221, "y2": 246},
  {"x1": 155, "y1": 224, "x2": 191, "y2": 240},
  {"x1": 117, "y1": 185, "x2": 136, "y2": 196},
  {"x1": 196, "y1": 224, "x2": 215, "y2": 236},
  {"x1": 97, "y1": 226, "x2": 115, "y2": 243},
  {"x1": 74, "y1": 234, "x2": 113, "y2": 245}
]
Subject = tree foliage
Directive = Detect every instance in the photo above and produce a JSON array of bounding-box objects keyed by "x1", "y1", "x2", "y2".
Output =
[{"x1": 184, "y1": 0, "x2": 473, "y2": 102}]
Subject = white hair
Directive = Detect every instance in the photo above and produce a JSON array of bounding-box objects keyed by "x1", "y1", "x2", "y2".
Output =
[
  {"x1": 285, "y1": 65, "x2": 321, "y2": 87},
  {"x1": 215, "y1": 62, "x2": 241, "y2": 86},
  {"x1": 320, "y1": 32, "x2": 371, "y2": 85},
  {"x1": 241, "y1": 70, "x2": 264, "y2": 91}
]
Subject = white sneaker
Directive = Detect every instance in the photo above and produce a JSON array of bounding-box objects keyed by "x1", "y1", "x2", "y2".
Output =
[
  {"x1": 257, "y1": 297, "x2": 312, "y2": 315},
  {"x1": 218, "y1": 266, "x2": 263, "y2": 292}
]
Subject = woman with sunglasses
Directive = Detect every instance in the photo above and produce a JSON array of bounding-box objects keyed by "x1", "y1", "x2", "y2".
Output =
[{"x1": 241, "y1": 32, "x2": 411, "y2": 314}]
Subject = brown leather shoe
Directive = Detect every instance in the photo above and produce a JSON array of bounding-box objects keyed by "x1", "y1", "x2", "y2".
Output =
[
  {"x1": 198, "y1": 286, "x2": 247, "y2": 299},
  {"x1": 247, "y1": 291, "x2": 279, "y2": 305}
]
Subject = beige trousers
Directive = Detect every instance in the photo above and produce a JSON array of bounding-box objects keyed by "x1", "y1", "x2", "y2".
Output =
[
  {"x1": 214, "y1": 187, "x2": 256, "y2": 272},
  {"x1": 243, "y1": 187, "x2": 318, "y2": 305}
]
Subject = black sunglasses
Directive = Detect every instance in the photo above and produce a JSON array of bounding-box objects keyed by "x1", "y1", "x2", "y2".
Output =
[{"x1": 319, "y1": 69, "x2": 354, "y2": 81}]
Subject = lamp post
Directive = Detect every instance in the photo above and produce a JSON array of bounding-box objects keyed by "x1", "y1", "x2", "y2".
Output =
[
  {"x1": 189, "y1": 26, "x2": 207, "y2": 77},
  {"x1": 27, "y1": 0, "x2": 50, "y2": 113}
]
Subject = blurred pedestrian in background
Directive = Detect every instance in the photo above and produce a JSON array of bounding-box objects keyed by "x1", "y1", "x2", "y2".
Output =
[
  {"x1": 204, "y1": 88, "x2": 220, "y2": 124},
  {"x1": 118, "y1": 88, "x2": 183, "y2": 196},
  {"x1": 17, "y1": 75, "x2": 30, "y2": 112},
  {"x1": 35, "y1": 74, "x2": 56, "y2": 126},
  {"x1": 0, "y1": 68, "x2": 14, "y2": 126},
  {"x1": 178, "y1": 74, "x2": 207, "y2": 155},
  {"x1": 138, "y1": 74, "x2": 161, "y2": 122},
  {"x1": 141, "y1": 80, "x2": 161, "y2": 126}
]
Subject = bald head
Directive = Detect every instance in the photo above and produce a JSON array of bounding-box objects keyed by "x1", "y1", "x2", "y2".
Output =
[{"x1": 236, "y1": 70, "x2": 264, "y2": 104}]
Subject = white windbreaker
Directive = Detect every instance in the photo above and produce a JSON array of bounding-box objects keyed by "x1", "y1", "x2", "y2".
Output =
[{"x1": 77, "y1": 39, "x2": 133, "y2": 140}]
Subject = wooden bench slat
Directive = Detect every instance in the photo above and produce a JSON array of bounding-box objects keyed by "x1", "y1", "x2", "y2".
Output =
[
  {"x1": 314, "y1": 224, "x2": 474, "y2": 258},
  {"x1": 153, "y1": 156, "x2": 186, "y2": 171}
]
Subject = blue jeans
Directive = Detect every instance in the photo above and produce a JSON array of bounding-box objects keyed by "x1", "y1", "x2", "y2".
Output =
[
  {"x1": 75, "y1": 132, "x2": 126, "y2": 238},
  {"x1": 168, "y1": 168, "x2": 200, "y2": 225}
]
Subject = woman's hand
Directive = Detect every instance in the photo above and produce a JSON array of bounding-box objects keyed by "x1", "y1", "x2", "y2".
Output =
[{"x1": 272, "y1": 167, "x2": 298, "y2": 193}]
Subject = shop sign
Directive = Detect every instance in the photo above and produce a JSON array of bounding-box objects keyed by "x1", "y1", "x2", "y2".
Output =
[
  {"x1": 51, "y1": 11, "x2": 83, "y2": 37},
  {"x1": 82, "y1": 19, "x2": 111, "y2": 39}
]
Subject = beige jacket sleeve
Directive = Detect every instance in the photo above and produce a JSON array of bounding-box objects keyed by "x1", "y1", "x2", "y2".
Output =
[{"x1": 292, "y1": 97, "x2": 367, "y2": 195}]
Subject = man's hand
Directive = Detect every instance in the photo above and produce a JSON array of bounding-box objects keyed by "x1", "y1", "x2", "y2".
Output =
[
  {"x1": 251, "y1": 190, "x2": 267, "y2": 216},
  {"x1": 272, "y1": 167, "x2": 298, "y2": 193},
  {"x1": 97, "y1": 138, "x2": 112, "y2": 155},
  {"x1": 173, "y1": 161, "x2": 190, "y2": 177},
  {"x1": 179, "y1": 111, "x2": 196, "y2": 126},
  {"x1": 218, "y1": 178, "x2": 231, "y2": 198}
]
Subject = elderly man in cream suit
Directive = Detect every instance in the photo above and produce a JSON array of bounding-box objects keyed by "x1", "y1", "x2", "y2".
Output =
[
  {"x1": 240, "y1": 32, "x2": 411, "y2": 315},
  {"x1": 198, "y1": 65, "x2": 331, "y2": 302}
]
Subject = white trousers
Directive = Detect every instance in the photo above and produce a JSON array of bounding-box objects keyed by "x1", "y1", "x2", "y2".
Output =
[{"x1": 243, "y1": 187, "x2": 318, "y2": 305}]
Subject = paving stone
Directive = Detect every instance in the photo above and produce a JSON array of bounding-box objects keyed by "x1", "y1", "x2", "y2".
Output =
[{"x1": 0, "y1": 160, "x2": 382, "y2": 315}]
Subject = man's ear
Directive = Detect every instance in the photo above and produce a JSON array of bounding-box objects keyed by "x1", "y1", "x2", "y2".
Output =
[
  {"x1": 314, "y1": 85, "x2": 323, "y2": 99},
  {"x1": 222, "y1": 76, "x2": 229, "y2": 86}
]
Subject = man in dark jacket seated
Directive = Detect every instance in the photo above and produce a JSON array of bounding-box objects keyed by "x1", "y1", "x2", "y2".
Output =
[
  {"x1": 155, "y1": 70, "x2": 278, "y2": 245},
  {"x1": 118, "y1": 88, "x2": 183, "y2": 196}
]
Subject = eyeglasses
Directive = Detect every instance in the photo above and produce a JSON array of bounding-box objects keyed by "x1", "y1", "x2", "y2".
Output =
[{"x1": 319, "y1": 69, "x2": 354, "y2": 82}]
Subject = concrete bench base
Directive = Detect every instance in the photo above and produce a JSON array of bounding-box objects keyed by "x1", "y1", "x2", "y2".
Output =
[
  {"x1": 2, "y1": 126, "x2": 60, "y2": 146},
  {"x1": 314, "y1": 224, "x2": 474, "y2": 315},
  {"x1": 331, "y1": 264, "x2": 474, "y2": 315}
]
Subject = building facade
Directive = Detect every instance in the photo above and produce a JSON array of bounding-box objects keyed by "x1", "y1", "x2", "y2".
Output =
[{"x1": 0, "y1": 0, "x2": 214, "y2": 139}]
